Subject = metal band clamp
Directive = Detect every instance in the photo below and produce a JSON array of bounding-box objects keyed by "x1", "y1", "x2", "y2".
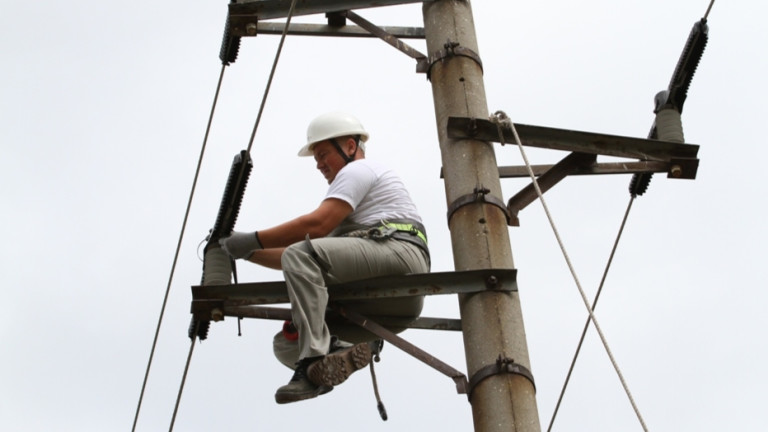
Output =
[
  {"x1": 467, "y1": 355, "x2": 536, "y2": 401},
  {"x1": 447, "y1": 185, "x2": 512, "y2": 224},
  {"x1": 427, "y1": 39, "x2": 483, "y2": 80}
]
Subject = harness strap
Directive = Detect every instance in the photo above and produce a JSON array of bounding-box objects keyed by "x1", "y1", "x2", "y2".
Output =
[
  {"x1": 336, "y1": 219, "x2": 430, "y2": 260},
  {"x1": 303, "y1": 234, "x2": 332, "y2": 272},
  {"x1": 383, "y1": 222, "x2": 428, "y2": 245},
  {"x1": 379, "y1": 219, "x2": 430, "y2": 260}
]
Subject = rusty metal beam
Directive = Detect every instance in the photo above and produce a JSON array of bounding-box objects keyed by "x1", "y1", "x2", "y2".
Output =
[
  {"x1": 191, "y1": 269, "x2": 517, "y2": 320},
  {"x1": 242, "y1": 21, "x2": 425, "y2": 38},
  {"x1": 447, "y1": 116, "x2": 699, "y2": 163},
  {"x1": 498, "y1": 160, "x2": 673, "y2": 178},
  {"x1": 343, "y1": 10, "x2": 428, "y2": 72},
  {"x1": 330, "y1": 303, "x2": 469, "y2": 394},
  {"x1": 506, "y1": 152, "x2": 596, "y2": 226},
  {"x1": 229, "y1": 0, "x2": 432, "y2": 22},
  {"x1": 221, "y1": 305, "x2": 463, "y2": 331}
]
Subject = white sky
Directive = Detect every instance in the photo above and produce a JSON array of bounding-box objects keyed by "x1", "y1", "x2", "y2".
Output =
[{"x1": 2, "y1": 0, "x2": 766, "y2": 431}]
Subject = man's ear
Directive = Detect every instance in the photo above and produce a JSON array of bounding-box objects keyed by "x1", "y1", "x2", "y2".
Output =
[{"x1": 344, "y1": 137, "x2": 358, "y2": 155}]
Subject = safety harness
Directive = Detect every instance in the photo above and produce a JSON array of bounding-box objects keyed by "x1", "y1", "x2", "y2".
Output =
[{"x1": 342, "y1": 219, "x2": 429, "y2": 259}]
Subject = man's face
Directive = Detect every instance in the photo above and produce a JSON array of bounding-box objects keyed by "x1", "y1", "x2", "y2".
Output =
[{"x1": 312, "y1": 140, "x2": 348, "y2": 184}]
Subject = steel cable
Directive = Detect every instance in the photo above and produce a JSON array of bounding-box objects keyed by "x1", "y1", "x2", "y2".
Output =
[
  {"x1": 133, "y1": 0, "x2": 299, "y2": 428},
  {"x1": 245, "y1": 0, "x2": 299, "y2": 155},
  {"x1": 165, "y1": 0, "x2": 299, "y2": 430},
  {"x1": 546, "y1": 196, "x2": 636, "y2": 431},
  {"x1": 132, "y1": 64, "x2": 227, "y2": 432},
  {"x1": 169, "y1": 323, "x2": 200, "y2": 431}
]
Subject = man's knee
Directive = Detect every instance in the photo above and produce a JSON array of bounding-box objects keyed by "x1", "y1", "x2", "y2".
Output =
[{"x1": 281, "y1": 240, "x2": 329, "y2": 275}]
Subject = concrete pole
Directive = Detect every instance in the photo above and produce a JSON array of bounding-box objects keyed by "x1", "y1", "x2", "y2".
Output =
[{"x1": 422, "y1": 1, "x2": 540, "y2": 431}]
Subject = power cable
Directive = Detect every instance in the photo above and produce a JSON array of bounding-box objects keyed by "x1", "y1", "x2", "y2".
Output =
[
  {"x1": 161, "y1": 0, "x2": 300, "y2": 430},
  {"x1": 132, "y1": 64, "x2": 228, "y2": 432},
  {"x1": 169, "y1": 322, "x2": 200, "y2": 431},
  {"x1": 546, "y1": 3, "x2": 715, "y2": 425},
  {"x1": 546, "y1": 196, "x2": 636, "y2": 431},
  {"x1": 245, "y1": 0, "x2": 299, "y2": 155},
  {"x1": 490, "y1": 111, "x2": 649, "y2": 432},
  {"x1": 704, "y1": 0, "x2": 716, "y2": 20}
]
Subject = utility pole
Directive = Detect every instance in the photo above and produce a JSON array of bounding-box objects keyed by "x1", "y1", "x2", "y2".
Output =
[
  {"x1": 423, "y1": 1, "x2": 540, "y2": 431},
  {"x1": 194, "y1": 1, "x2": 699, "y2": 430}
]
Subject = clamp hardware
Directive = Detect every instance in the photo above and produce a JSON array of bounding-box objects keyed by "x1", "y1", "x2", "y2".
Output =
[
  {"x1": 467, "y1": 355, "x2": 536, "y2": 401},
  {"x1": 447, "y1": 185, "x2": 511, "y2": 225},
  {"x1": 427, "y1": 39, "x2": 483, "y2": 80}
]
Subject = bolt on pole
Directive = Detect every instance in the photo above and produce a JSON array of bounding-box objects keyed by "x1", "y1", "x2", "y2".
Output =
[{"x1": 422, "y1": 1, "x2": 540, "y2": 431}]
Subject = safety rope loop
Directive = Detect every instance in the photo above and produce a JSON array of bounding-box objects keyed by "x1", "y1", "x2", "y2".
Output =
[
  {"x1": 491, "y1": 110, "x2": 512, "y2": 146},
  {"x1": 490, "y1": 110, "x2": 649, "y2": 432}
]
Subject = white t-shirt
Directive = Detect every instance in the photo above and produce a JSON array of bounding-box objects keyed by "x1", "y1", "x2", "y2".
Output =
[{"x1": 325, "y1": 159, "x2": 422, "y2": 228}]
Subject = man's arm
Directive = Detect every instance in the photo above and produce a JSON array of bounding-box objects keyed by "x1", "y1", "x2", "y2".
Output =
[
  {"x1": 248, "y1": 248, "x2": 286, "y2": 269},
  {"x1": 257, "y1": 197, "x2": 353, "y2": 248}
]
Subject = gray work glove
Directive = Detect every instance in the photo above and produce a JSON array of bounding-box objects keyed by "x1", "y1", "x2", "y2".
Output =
[{"x1": 219, "y1": 231, "x2": 263, "y2": 259}]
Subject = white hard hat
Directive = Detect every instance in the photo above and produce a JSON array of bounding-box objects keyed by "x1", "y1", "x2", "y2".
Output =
[{"x1": 298, "y1": 112, "x2": 369, "y2": 157}]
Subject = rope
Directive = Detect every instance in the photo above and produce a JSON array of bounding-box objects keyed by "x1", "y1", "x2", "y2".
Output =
[
  {"x1": 490, "y1": 111, "x2": 648, "y2": 432},
  {"x1": 546, "y1": 196, "x2": 636, "y2": 432},
  {"x1": 132, "y1": 64, "x2": 227, "y2": 432}
]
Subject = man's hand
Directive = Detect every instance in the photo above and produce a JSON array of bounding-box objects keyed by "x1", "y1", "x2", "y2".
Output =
[{"x1": 219, "y1": 231, "x2": 263, "y2": 259}]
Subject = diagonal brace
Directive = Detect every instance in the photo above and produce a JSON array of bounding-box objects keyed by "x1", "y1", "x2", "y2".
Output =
[
  {"x1": 506, "y1": 152, "x2": 596, "y2": 226},
  {"x1": 329, "y1": 302, "x2": 469, "y2": 394},
  {"x1": 342, "y1": 10, "x2": 428, "y2": 72}
]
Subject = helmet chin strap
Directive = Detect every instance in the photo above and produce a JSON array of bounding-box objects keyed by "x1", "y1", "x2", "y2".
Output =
[{"x1": 330, "y1": 136, "x2": 360, "y2": 165}]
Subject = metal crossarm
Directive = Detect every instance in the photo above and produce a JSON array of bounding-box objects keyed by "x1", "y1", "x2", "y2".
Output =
[
  {"x1": 191, "y1": 269, "x2": 517, "y2": 321},
  {"x1": 447, "y1": 116, "x2": 699, "y2": 173},
  {"x1": 248, "y1": 21, "x2": 425, "y2": 39},
  {"x1": 229, "y1": 0, "x2": 433, "y2": 22}
]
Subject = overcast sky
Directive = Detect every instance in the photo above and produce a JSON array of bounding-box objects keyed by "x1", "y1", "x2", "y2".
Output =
[{"x1": 2, "y1": 0, "x2": 766, "y2": 430}]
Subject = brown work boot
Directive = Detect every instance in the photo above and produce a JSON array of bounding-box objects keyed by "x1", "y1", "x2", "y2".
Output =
[
  {"x1": 307, "y1": 342, "x2": 372, "y2": 387},
  {"x1": 274, "y1": 358, "x2": 333, "y2": 404}
]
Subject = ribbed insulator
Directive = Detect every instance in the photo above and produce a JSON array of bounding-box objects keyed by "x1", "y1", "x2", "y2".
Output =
[
  {"x1": 188, "y1": 318, "x2": 210, "y2": 341},
  {"x1": 203, "y1": 246, "x2": 232, "y2": 286},
  {"x1": 655, "y1": 109, "x2": 685, "y2": 143}
]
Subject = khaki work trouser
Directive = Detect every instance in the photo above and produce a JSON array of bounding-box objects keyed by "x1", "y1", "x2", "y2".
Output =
[{"x1": 273, "y1": 236, "x2": 429, "y2": 369}]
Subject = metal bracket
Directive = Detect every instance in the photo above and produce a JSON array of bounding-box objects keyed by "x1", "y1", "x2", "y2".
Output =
[
  {"x1": 467, "y1": 355, "x2": 536, "y2": 401},
  {"x1": 505, "y1": 152, "x2": 597, "y2": 226},
  {"x1": 191, "y1": 269, "x2": 518, "y2": 320},
  {"x1": 330, "y1": 302, "x2": 469, "y2": 395},
  {"x1": 447, "y1": 185, "x2": 511, "y2": 225},
  {"x1": 342, "y1": 11, "x2": 429, "y2": 73},
  {"x1": 427, "y1": 39, "x2": 483, "y2": 80}
]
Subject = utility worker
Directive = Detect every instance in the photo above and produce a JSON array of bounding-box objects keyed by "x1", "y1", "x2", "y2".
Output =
[{"x1": 220, "y1": 112, "x2": 430, "y2": 404}]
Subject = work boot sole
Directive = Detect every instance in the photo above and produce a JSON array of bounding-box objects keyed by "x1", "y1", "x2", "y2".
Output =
[
  {"x1": 274, "y1": 382, "x2": 332, "y2": 405},
  {"x1": 307, "y1": 343, "x2": 372, "y2": 387}
]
